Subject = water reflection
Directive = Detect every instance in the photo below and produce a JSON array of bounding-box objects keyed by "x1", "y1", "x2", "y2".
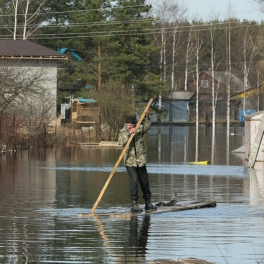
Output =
[
  {"x1": 128, "y1": 216, "x2": 150, "y2": 262},
  {"x1": 148, "y1": 125, "x2": 244, "y2": 165},
  {"x1": 1, "y1": 126, "x2": 264, "y2": 263},
  {"x1": 249, "y1": 163, "x2": 264, "y2": 209}
]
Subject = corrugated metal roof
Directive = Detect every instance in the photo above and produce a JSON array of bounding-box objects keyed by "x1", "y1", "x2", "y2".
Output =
[{"x1": 0, "y1": 40, "x2": 67, "y2": 59}]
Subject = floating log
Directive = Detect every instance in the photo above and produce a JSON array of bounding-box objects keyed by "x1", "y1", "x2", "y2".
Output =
[{"x1": 78, "y1": 200, "x2": 216, "y2": 219}]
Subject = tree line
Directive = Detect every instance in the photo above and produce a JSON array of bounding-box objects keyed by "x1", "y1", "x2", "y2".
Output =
[{"x1": 1, "y1": 0, "x2": 264, "y2": 143}]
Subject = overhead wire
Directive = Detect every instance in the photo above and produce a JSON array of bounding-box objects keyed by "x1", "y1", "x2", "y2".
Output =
[
  {"x1": 0, "y1": 1, "x2": 262, "y2": 40},
  {"x1": 0, "y1": 3, "x2": 262, "y2": 20},
  {"x1": 0, "y1": 21, "x2": 260, "y2": 40},
  {"x1": 0, "y1": 4, "x2": 147, "y2": 17},
  {"x1": 0, "y1": 16, "x2": 260, "y2": 30},
  {"x1": 28, "y1": 25, "x2": 262, "y2": 39}
]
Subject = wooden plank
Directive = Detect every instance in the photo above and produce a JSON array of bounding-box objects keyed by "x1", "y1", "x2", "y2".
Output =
[
  {"x1": 248, "y1": 113, "x2": 264, "y2": 168},
  {"x1": 78, "y1": 200, "x2": 216, "y2": 219}
]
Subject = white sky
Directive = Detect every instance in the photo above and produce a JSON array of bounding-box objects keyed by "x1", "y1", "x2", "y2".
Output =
[{"x1": 149, "y1": 0, "x2": 264, "y2": 22}]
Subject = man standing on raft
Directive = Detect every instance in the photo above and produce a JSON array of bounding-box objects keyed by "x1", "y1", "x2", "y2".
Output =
[{"x1": 118, "y1": 108, "x2": 157, "y2": 213}]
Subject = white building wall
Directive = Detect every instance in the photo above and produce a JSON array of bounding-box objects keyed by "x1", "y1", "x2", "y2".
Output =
[
  {"x1": 0, "y1": 59, "x2": 58, "y2": 119},
  {"x1": 245, "y1": 111, "x2": 264, "y2": 162}
]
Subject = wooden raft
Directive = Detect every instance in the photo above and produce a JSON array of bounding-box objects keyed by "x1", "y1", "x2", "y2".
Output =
[{"x1": 78, "y1": 200, "x2": 217, "y2": 219}]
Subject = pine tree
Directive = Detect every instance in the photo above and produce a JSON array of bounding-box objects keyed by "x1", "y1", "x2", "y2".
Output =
[
  {"x1": 38, "y1": 0, "x2": 111, "y2": 106},
  {"x1": 101, "y1": 0, "x2": 166, "y2": 100}
]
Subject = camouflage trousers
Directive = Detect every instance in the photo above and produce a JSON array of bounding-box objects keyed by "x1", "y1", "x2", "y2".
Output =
[{"x1": 126, "y1": 165, "x2": 151, "y2": 201}]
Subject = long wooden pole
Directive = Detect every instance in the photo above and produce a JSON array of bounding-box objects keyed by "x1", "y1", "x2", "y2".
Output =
[{"x1": 91, "y1": 98, "x2": 153, "y2": 213}]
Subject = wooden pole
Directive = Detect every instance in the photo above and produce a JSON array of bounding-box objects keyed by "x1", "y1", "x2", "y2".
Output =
[
  {"x1": 91, "y1": 98, "x2": 153, "y2": 213},
  {"x1": 98, "y1": 41, "x2": 101, "y2": 92}
]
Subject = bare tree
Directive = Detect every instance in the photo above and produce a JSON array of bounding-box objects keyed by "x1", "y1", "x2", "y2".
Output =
[
  {"x1": 152, "y1": 0, "x2": 166, "y2": 112},
  {"x1": 155, "y1": 0, "x2": 168, "y2": 111},
  {"x1": 23, "y1": 0, "x2": 46, "y2": 40},
  {"x1": 254, "y1": 0, "x2": 264, "y2": 11},
  {"x1": 88, "y1": 79, "x2": 131, "y2": 140},
  {"x1": 0, "y1": 62, "x2": 46, "y2": 111},
  {"x1": 13, "y1": 0, "x2": 19, "y2": 40},
  {"x1": 194, "y1": 28, "x2": 203, "y2": 162},
  {"x1": 257, "y1": 64, "x2": 260, "y2": 112},
  {"x1": 184, "y1": 25, "x2": 195, "y2": 91},
  {"x1": 224, "y1": 22, "x2": 230, "y2": 144},
  {"x1": 171, "y1": 22, "x2": 181, "y2": 90},
  {"x1": 250, "y1": 28, "x2": 264, "y2": 111},
  {"x1": 241, "y1": 25, "x2": 257, "y2": 115},
  {"x1": 171, "y1": 3, "x2": 186, "y2": 90},
  {"x1": 152, "y1": 0, "x2": 186, "y2": 114},
  {"x1": 18, "y1": 87, "x2": 54, "y2": 138},
  {"x1": 5, "y1": 0, "x2": 46, "y2": 40},
  {"x1": 223, "y1": 4, "x2": 235, "y2": 165},
  {"x1": 211, "y1": 22, "x2": 216, "y2": 135},
  {"x1": 226, "y1": 19, "x2": 231, "y2": 161},
  {"x1": 0, "y1": 61, "x2": 52, "y2": 147},
  {"x1": 210, "y1": 21, "x2": 222, "y2": 164}
]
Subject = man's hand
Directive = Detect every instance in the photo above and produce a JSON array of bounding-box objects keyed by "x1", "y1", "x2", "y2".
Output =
[
  {"x1": 126, "y1": 123, "x2": 137, "y2": 134},
  {"x1": 129, "y1": 127, "x2": 137, "y2": 134}
]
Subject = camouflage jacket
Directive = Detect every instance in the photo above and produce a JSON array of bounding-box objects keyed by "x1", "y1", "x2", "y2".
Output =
[{"x1": 118, "y1": 116, "x2": 151, "y2": 167}]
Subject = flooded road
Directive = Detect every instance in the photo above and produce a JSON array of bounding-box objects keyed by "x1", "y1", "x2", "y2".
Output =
[{"x1": 0, "y1": 125, "x2": 264, "y2": 264}]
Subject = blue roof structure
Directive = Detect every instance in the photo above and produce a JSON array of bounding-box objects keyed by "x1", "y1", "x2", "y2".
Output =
[
  {"x1": 57, "y1": 48, "x2": 82, "y2": 61},
  {"x1": 77, "y1": 97, "x2": 97, "y2": 103}
]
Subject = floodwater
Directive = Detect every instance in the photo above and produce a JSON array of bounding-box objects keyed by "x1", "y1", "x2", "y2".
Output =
[{"x1": 0, "y1": 125, "x2": 264, "y2": 264}]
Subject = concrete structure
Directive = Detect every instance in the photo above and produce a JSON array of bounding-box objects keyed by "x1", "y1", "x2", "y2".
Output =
[
  {"x1": 245, "y1": 111, "x2": 264, "y2": 162},
  {"x1": 0, "y1": 40, "x2": 67, "y2": 123},
  {"x1": 249, "y1": 162, "x2": 264, "y2": 209}
]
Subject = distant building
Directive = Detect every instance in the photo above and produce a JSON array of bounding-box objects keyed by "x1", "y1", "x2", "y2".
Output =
[
  {"x1": 0, "y1": 39, "x2": 67, "y2": 122},
  {"x1": 152, "y1": 91, "x2": 195, "y2": 122},
  {"x1": 187, "y1": 70, "x2": 245, "y2": 122},
  {"x1": 231, "y1": 81, "x2": 264, "y2": 121},
  {"x1": 187, "y1": 70, "x2": 244, "y2": 99},
  {"x1": 71, "y1": 98, "x2": 99, "y2": 127}
]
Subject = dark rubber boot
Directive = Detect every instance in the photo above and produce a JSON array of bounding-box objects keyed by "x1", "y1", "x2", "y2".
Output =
[
  {"x1": 131, "y1": 200, "x2": 143, "y2": 213},
  {"x1": 145, "y1": 198, "x2": 157, "y2": 211}
]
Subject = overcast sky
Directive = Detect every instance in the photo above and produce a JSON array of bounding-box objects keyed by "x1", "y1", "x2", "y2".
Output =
[{"x1": 148, "y1": 0, "x2": 264, "y2": 22}]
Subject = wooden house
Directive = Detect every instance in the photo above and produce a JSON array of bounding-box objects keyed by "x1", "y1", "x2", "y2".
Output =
[
  {"x1": 187, "y1": 71, "x2": 244, "y2": 122},
  {"x1": 71, "y1": 98, "x2": 99, "y2": 127}
]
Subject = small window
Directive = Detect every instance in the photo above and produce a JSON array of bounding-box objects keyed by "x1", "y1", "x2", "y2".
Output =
[{"x1": 201, "y1": 80, "x2": 209, "y2": 88}]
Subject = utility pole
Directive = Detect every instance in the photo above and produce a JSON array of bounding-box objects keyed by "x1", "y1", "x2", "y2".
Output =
[{"x1": 98, "y1": 41, "x2": 102, "y2": 92}]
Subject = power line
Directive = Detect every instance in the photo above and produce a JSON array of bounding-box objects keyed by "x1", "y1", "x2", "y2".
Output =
[
  {"x1": 0, "y1": 21, "x2": 259, "y2": 40},
  {"x1": 1, "y1": 19, "x2": 260, "y2": 41},
  {"x1": 0, "y1": 4, "x2": 146, "y2": 17},
  {"x1": 0, "y1": 18, "x2": 155, "y2": 29},
  {"x1": 21, "y1": 24, "x2": 258, "y2": 39},
  {"x1": 0, "y1": 4, "x2": 262, "y2": 21},
  {"x1": 1, "y1": 17, "x2": 260, "y2": 30}
]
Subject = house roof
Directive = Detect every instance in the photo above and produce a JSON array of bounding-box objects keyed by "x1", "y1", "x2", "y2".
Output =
[
  {"x1": 0, "y1": 40, "x2": 67, "y2": 60},
  {"x1": 232, "y1": 86, "x2": 257, "y2": 98},
  {"x1": 164, "y1": 91, "x2": 195, "y2": 100},
  {"x1": 204, "y1": 71, "x2": 244, "y2": 95},
  {"x1": 232, "y1": 80, "x2": 264, "y2": 98}
]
